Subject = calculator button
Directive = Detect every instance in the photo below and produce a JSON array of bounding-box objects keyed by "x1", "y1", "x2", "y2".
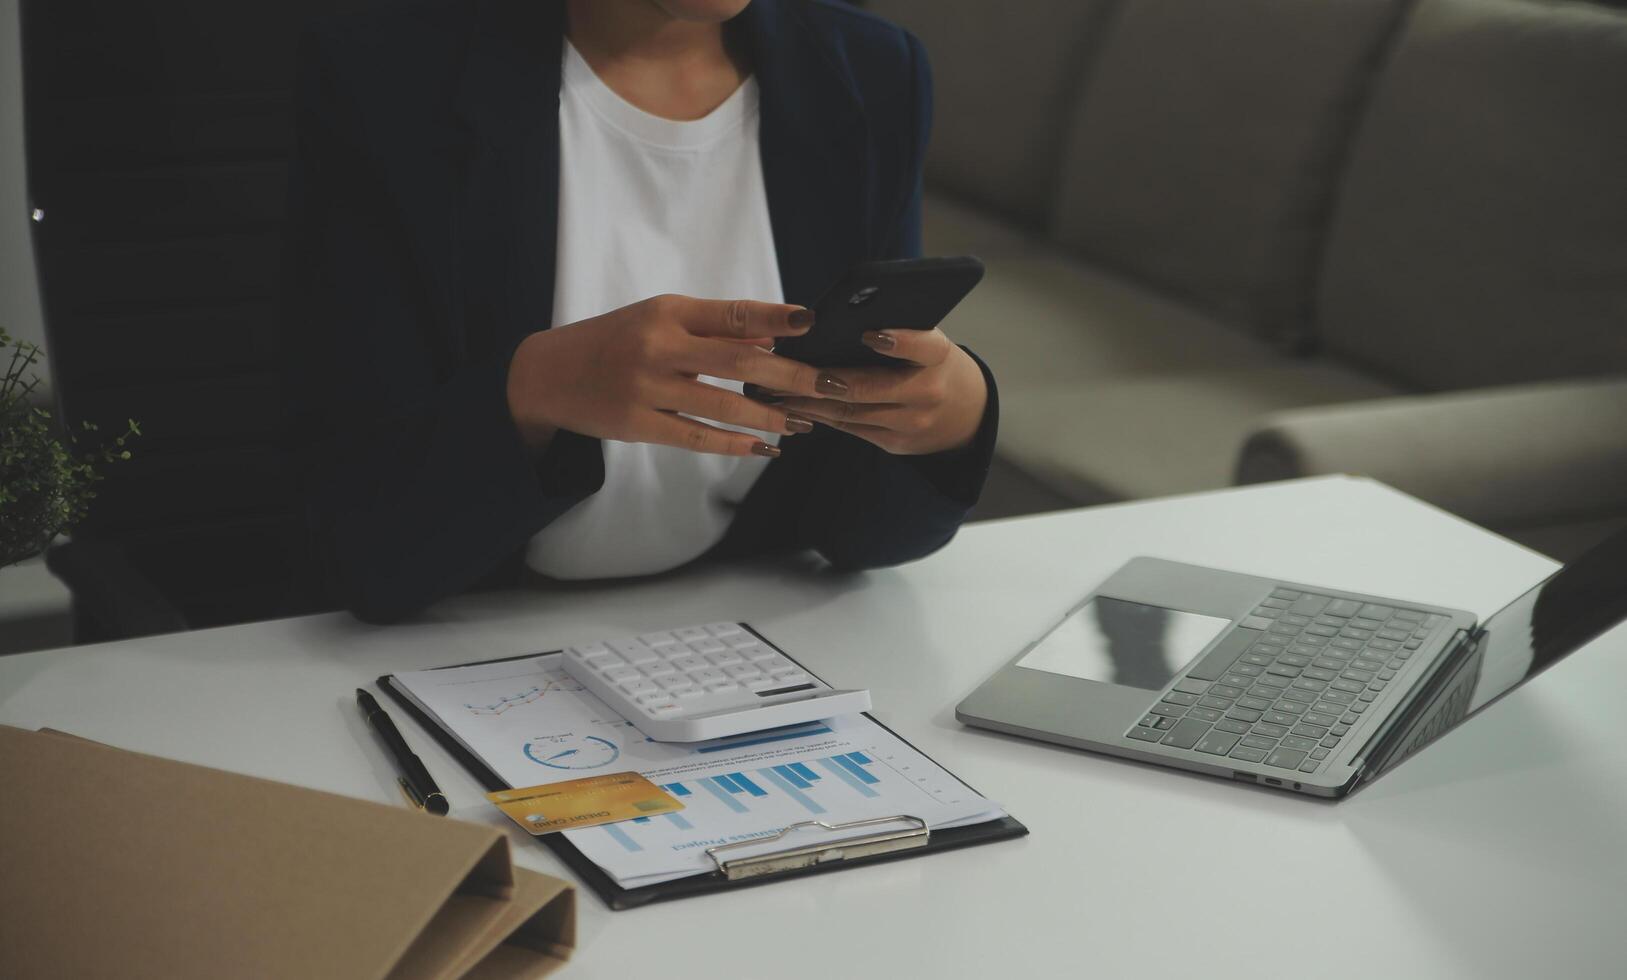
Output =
[
  {"x1": 724, "y1": 664, "x2": 764, "y2": 681},
  {"x1": 706, "y1": 650, "x2": 745, "y2": 666},
  {"x1": 690, "y1": 638, "x2": 727, "y2": 655},
  {"x1": 618, "y1": 678, "x2": 657, "y2": 694},
  {"x1": 725, "y1": 633, "x2": 759, "y2": 649},
  {"x1": 620, "y1": 646, "x2": 662, "y2": 666},
  {"x1": 740, "y1": 677, "x2": 774, "y2": 691},
  {"x1": 648, "y1": 703, "x2": 682, "y2": 716},
  {"x1": 707, "y1": 623, "x2": 745, "y2": 637},
  {"x1": 640, "y1": 662, "x2": 677, "y2": 677},
  {"x1": 611, "y1": 638, "x2": 647, "y2": 657},
  {"x1": 769, "y1": 668, "x2": 808, "y2": 682},
  {"x1": 705, "y1": 681, "x2": 738, "y2": 693},
  {"x1": 638, "y1": 631, "x2": 677, "y2": 647},
  {"x1": 689, "y1": 667, "x2": 727, "y2": 684},
  {"x1": 602, "y1": 666, "x2": 642, "y2": 682},
  {"x1": 735, "y1": 643, "x2": 775, "y2": 661},
  {"x1": 635, "y1": 692, "x2": 668, "y2": 705},
  {"x1": 671, "y1": 686, "x2": 704, "y2": 699},
  {"x1": 669, "y1": 655, "x2": 707, "y2": 672},
  {"x1": 674, "y1": 627, "x2": 710, "y2": 642},
  {"x1": 655, "y1": 675, "x2": 689, "y2": 691}
]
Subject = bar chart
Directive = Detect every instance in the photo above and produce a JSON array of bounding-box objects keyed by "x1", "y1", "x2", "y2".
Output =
[{"x1": 598, "y1": 752, "x2": 896, "y2": 853}]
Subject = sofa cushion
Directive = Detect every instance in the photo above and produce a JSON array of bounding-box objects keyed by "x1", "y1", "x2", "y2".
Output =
[
  {"x1": 921, "y1": 193, "x2": 1047, "y2": 262},
  {"x1": 928, "y1": 203, "x2": 1271, "y2": 390},
  {"x1": 1317, "y1": 0, "x2": 1627, "y2": 391},
  {"x1": 1053, "y1": 0, "x2": 1408, "y2": 345},
  {"x1": 865, "y1": 0, "x2": 1119, "y2": 230},
  {"x1": 922, "y1": 195, "x2": 1405, "y2": 500},
  {"x1": 1000, "y1": 364, "x2": 1401, "y2": 503}
]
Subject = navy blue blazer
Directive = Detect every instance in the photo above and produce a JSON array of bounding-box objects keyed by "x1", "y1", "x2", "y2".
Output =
[{"x1": 283, "y1": 0, "x2": 998, "y2": 623}]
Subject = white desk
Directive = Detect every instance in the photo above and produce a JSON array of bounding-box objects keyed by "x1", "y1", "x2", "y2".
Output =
[{"x1": 3, "y1": 476, "x2": 1622, "y2": 979}]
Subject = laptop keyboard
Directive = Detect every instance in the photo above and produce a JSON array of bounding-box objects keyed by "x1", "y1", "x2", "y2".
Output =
[{"x1": 1126, "y1": 590, "x2": 1445, "y2": 776}]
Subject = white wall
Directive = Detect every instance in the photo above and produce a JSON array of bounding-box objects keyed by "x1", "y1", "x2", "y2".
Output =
[{"x1": 0, "y1": 0, "x2": 46, "y2": 359}]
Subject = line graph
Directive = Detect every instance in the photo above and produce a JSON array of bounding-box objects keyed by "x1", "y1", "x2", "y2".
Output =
[{"x1": 463, "y1": 673, "x2": 583, "y2": 716}]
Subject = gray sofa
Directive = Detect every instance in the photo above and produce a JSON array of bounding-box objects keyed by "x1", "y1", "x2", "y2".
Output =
[{"x1": 869, "y1": 0, "x2": 1627, "y2": 559}]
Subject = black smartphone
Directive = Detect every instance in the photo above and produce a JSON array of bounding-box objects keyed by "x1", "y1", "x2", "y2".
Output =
[{"x1": 764, "y1": 255, "x2": 985, "y2": 373}]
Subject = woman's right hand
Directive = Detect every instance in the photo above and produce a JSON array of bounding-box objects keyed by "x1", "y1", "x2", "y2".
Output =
[{"x1": 506, "y1": 294, "x2": 842, "y2": 457}]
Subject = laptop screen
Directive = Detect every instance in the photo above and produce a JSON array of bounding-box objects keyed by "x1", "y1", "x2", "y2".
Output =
[{"x1": 1359, "y1": 528, "x2": 1627, "y2": 786}]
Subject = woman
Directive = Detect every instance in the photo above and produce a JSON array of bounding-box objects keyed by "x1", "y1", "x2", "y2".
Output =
[{"x1": 284, "y1": 0, "x2": 997, "y2": 622}]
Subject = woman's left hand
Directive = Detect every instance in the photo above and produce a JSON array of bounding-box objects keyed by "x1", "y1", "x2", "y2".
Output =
[{"x1": 773, "y1": 327, "x2": 988, "y2": 455}]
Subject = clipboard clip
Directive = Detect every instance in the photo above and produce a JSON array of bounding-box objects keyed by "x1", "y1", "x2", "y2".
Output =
[{"x1": 704, "y1": 815, "x2": 929, "y2": 881}]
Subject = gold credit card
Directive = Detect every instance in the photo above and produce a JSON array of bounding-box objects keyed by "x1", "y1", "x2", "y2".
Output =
[{"x1": 486, "y1": 772, "x2": 683, "y2": 835}]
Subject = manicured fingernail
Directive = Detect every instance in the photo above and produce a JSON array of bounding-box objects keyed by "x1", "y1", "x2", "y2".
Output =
[
  {"x1": 784, "y1": 414, "x2": 815, "y2": 434},
  {"x1": 816, "y1": 373, "x2": 849, "y2": 396},
  {"x1": 752, "y1": 442, "x2": 782, "y2": 458},
  {"x1": 862, "y1": 330, "x2": 895, "y2": 351},
  {"x1": 787, "y1": 308, "x2": 815, "y2": 331}
]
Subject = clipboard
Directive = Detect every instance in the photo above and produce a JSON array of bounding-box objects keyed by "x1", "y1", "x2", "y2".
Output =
[{"x1": 378, "y1": 628, "x2": 1028, "y2": 910}]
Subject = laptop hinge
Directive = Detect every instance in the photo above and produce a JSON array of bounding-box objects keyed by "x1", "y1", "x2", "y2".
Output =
[{"x1": 1351, "y1": 626, "x2": 1481, "y2": 782}]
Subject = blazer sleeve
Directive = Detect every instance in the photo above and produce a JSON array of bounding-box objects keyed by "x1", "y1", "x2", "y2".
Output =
[
  {"x1": 718, "y1": 28, "x2": 1000, "y2": 570},
  {"x1": 281, "y1": 29, "x2": 602, "y2": 624}
]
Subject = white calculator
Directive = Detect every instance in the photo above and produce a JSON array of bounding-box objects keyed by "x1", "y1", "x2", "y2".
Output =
[{"x1": 559, "y1": 622, "x2": 872, "y2": 742}]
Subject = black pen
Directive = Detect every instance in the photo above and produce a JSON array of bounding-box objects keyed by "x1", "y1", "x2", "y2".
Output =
[{"x1": 356, "y1": 688, "x2": 449, "y2": 816}]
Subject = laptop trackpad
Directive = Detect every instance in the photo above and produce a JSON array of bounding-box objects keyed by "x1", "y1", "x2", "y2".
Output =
[{"x1": 1015, "y1": 596, "x2": 1231, "y2": 691}]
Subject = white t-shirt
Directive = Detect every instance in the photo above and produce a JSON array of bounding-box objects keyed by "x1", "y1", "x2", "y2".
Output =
[{"x1": 525, "y1": 41, "x2": 783, "y2": 579}]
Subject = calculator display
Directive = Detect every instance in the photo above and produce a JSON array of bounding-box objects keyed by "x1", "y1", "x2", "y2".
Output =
[{"x1": 1015, "y1": 597, "x2": 1231, "y2": 691}]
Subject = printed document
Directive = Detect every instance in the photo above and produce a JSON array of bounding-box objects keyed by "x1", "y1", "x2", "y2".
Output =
[{"x1": 392, "y1": 653, "x2": 1004, "y2": 887}]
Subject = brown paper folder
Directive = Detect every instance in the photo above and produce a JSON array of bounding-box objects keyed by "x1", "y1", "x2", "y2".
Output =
[{"x1": 0, "y1": 725, "x2": 574, "y2": 980}]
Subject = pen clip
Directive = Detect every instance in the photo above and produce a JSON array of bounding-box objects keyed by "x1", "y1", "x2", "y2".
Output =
[{"x1": 397, "y1": 776, "x2": 427, "y2": 811}]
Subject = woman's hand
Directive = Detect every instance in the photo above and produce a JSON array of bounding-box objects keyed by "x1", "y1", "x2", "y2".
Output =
[
  {"x1": 772, "y1": 327, "x2": 988, "y2": 455},
  {"x1": 507, "y1": 294, "x2": 841, "y2": 457}
]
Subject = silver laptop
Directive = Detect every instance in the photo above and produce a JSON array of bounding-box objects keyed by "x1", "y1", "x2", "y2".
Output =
[{"x1": 956, "y1": 530, "x2": 1627, "y2": 798}]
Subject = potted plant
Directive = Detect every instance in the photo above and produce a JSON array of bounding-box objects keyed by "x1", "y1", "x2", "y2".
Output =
[{"x1": 0, "y1": 326, "x2": 139, "y2": 568}]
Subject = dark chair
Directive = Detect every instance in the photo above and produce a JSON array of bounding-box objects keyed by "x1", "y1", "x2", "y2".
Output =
[{"x1": 22, "y1": 0, "x2": 393, "y2": 638}]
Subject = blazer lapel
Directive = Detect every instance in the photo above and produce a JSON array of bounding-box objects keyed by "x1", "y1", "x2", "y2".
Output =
[
  {"x1": 450, "y1": 0, "x2": 565, "y2": 362},
  {"x1": 737, "y1": 0, "x2": 871, "y2": 307}
]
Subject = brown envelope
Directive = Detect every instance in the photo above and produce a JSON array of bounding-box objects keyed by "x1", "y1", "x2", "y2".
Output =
[{"x1": 0, "y1": 725, "x2": 574, "y2": 980}]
